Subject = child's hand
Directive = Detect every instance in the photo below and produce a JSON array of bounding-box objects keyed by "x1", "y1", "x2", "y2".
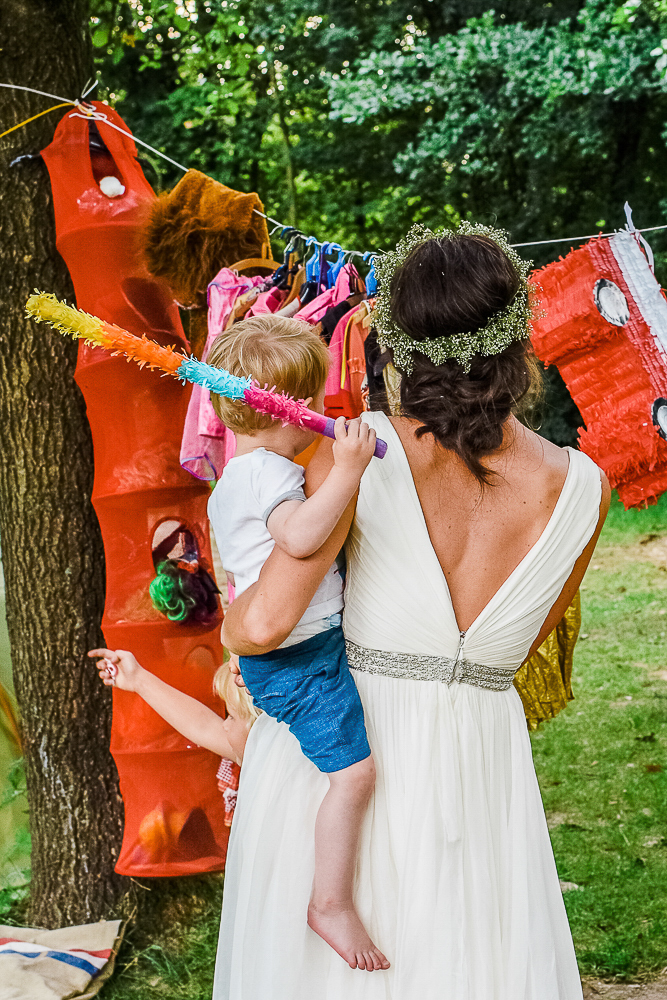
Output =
[
  {"x1": 228, "y1": 653, "x2": 247, "y2": 690},
  {"x1": 332, "y1": 417, "x2": 377, "y2": 479},
  {"x1": 88, "y1": 648, "x2": 143, "y2": 693}
]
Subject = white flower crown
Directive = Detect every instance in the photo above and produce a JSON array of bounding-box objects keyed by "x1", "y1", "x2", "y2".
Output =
[{"x1": 371, "y1": 221, "x2": 534, "y2": 374}]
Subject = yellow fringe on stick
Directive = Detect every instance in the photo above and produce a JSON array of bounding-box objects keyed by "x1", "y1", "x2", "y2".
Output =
[{"x1": 26, "y1": 292, "x2": 185, "y2": 373}]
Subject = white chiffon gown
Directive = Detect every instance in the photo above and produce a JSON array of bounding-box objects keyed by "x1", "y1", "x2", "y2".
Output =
[{"x1": 213, "y1": 411, "x2": 602, "y2": 1000}]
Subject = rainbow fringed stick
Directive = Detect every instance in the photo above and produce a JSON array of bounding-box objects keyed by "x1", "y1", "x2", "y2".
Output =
[{"x1": 26, "y1": 293, "x2": 388, "y2": 459}]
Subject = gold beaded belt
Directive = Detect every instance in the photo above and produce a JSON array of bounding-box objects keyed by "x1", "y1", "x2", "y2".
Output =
[{"x1": 345, "y1": 640, "x2": 516, "y2": 692}]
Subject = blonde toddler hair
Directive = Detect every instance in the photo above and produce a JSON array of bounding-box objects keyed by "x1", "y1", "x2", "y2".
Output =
[
  {"x1": 207, "y1": 314, "x2": 330, "y2": 434},
  {"x1": 213, "y1": 659, "x2": 261, "y2": 725}
]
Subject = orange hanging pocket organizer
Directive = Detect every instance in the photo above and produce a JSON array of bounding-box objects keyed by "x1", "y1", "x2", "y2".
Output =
[{"x1": 41, "y1": 103, "x2": 228, "y2": 875}]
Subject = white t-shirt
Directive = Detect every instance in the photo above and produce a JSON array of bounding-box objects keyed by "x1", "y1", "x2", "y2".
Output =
[{"x1": 208, "y1": 448, "x2": 344, "y2": 645}]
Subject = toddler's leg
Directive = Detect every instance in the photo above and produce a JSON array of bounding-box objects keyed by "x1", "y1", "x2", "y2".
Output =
[{"x1": 307, "y1": 754, "x2": 390, "y2": 972}]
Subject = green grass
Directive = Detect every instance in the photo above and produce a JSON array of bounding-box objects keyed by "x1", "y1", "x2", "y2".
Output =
[
  {"x1": 3, "y1": 494, "x2": 667, "y2": 993},
  {"x1": 0, "y1": 585, "x2": 30, "y2": 914},
  {"x1": 103, "y1": 876, "x2": 224, "y2": 1000},
  {"x1": 533, "y1": 491, "x2": 667, "y2": 980},
  {"x1": 595, "y1": 487, "x2": 667, "y2": 545}
]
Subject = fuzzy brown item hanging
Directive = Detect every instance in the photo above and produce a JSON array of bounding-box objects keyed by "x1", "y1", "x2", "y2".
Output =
[{"x1": 141, "y1": 170, "x2": 270, "y2": 356}]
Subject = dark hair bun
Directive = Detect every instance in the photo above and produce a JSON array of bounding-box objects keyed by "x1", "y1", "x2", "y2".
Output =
[{"x1": 391, "y1": 234, "x2": 540, "y2": 483}]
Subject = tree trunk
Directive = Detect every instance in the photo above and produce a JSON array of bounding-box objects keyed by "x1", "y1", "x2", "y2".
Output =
[
  {"x1": 270, "y1": 62, "x2": 298, "y2": 226},
  {"x1": 278, "y1": 108, "x2": 298, "y2": 228},
  {"x1": 0, "y1": 0, "x2": 130, "y2": 927}
]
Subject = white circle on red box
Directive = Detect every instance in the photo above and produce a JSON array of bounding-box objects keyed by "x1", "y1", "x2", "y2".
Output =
[
  {"x1": 594, "y1": 278, "x2": 630, "y2": 326},
  {"x1": 652, "y1": 398, "x2": 667, "y2": 440}
]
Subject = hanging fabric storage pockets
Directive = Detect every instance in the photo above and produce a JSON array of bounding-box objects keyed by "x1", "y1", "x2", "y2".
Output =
[{"x1": 41, "y1": 103, "x2": 228, "y2": 877}]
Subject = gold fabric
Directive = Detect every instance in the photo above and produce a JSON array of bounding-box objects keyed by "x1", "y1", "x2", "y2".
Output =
[
  {"x1": 382, "y1": 361, "x2": 402, "y2": 416},
  {"x1": 513, "y1": 592, "x2": 581, "y2": 730}
]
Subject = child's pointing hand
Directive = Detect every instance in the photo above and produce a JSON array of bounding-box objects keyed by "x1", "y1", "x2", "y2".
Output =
[{"x1": 89, "y1": 648, "x2": 143, "y2": 692}]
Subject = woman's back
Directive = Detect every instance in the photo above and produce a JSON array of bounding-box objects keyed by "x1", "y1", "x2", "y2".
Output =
[
  {"x1": 390, "y1": 414, "x2": 571, "y2": 631},
  {"x1": 344, "y1": 411, "x2": 602, "y2": 673}
]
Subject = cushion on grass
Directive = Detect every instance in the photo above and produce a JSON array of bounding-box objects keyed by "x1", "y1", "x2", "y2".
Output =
[{"x1": 0, "y1": 919, "x2": 123, "y2": 1000}]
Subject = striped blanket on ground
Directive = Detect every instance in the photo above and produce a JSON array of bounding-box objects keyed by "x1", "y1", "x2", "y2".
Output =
[{"x1": 0, "y1": 920, "x2": 123, "y2": 1000}]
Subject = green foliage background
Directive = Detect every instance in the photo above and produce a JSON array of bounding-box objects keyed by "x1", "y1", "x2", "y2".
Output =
[{"x1": 90, "y1": 0, "x2": 667, "y2": 443}]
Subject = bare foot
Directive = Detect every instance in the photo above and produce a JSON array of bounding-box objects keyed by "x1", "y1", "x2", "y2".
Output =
[{"x1": 307, "y1": 902, "x2": 390, "y2": 971}]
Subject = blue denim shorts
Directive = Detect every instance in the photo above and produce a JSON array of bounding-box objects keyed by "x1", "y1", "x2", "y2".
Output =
[{"x1": 239, "y1": 626, "x2": 371, "y2": 773}]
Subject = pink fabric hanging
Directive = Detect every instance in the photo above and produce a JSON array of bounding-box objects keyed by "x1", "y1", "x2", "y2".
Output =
[
  {"x1": 294, "y1": 263, "x2": 359, "y2": 324},
  {"x1": 180, "y1": 263, "x2": 360, "y2": 480},
  {"x1": 325, "y1": 306, "x2": 358, "y2": 398},
  {"x1": 324, "y1": 304, "x2": 370, "y2": 420},
  {"x1": 180, "y1": 269, "x2": 263, "y2": 480},
  {"x1": 247, "y1": 285, "x2": 287, "y2": 316}
]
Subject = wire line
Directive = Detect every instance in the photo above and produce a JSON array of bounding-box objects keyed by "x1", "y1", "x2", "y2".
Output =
[
  {"x1": 0, "y1": 82, "x2": 74, "y2": 104},
  {"x1": 512, "y1": 225, "x2": 667, "y2": 248}
]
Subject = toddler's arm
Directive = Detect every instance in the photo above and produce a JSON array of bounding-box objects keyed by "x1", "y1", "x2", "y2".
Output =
[
  {"x1": 267, "y1": 417, "x2": 376, "y2": 559},
  {"x1": 89, "y1": 648, "x2": 244, "y2": 764}
]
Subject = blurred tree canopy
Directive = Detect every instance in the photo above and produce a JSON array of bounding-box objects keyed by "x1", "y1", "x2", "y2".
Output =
[{"x1": 90, "y1": 0, "x2": 667, "y2": 442}]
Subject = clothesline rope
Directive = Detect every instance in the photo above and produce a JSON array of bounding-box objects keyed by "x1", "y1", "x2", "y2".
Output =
[
  {"x1": 68, "y1": 110, "x2": 195, "y2": 175},
  {"x1": 0, "y1": 82, "x2": 77, "y2": 104},
  {"x1": 512, "y1": 224, "x2": 667, "y2": 247},
  {"x1": 67, "y1": 106, "x2": 378, "y2": 258},
  {"x1": 3, "y1": 80, "x2": 667, "y2": 254},
  {"x1": 0, "y1": 79, "x2": 98, "y2": 107},
  {"x1": 0, "y1": 80, "x2": 100, "y2": 144}
]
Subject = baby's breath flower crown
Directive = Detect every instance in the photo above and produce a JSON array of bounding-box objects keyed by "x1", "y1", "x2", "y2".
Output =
[{"x1": 371, "y1": 221, "x2": 534, "y2": 374}]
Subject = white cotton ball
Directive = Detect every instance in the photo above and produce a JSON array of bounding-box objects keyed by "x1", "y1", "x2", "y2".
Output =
[{"x1": 99, "y1": 175, "x2": 126, "y2": 198}]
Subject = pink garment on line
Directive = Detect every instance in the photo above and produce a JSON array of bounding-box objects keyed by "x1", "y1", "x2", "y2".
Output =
[
  {"x1": 180, "y1": 268, "x2": 263, "y2": 481},
  {"x1": 294, "y1": 263, "x2": 360, "y2": 324},
  {"x1": 325, "y1": 305, "x2": 359, "y2": 400},
  {"x1": 247, "y1": 286, "x2": 286, "y2": 316}
]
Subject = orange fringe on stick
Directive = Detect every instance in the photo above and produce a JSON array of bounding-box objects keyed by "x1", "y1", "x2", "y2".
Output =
[{"x1": 26, "y1": 292, "x2": 185, "y2": 374}]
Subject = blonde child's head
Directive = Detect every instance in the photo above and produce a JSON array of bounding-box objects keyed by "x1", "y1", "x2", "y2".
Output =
[
  {"x1": 213, "y1": 658, "x2": 261, "y2": 726},
  {"x1": 207, "y1": 315, "x2": 330, "y2": 434}
]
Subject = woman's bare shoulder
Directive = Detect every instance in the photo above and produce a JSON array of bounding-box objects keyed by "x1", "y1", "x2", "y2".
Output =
[
  {"x1": 503, "y1": 426, "x2": 574, "y2": 518},
  {"x1": 520, "y1": 426, "x2": 571, "y2": 475},
  {"x1": 519, "y1": 425, "x2": 610, "y2": 508}
]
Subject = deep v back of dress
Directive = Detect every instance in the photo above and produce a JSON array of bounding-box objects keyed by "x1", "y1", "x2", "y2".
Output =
[{"x1": 344, "y1": 411, "x2": 601, "y2": 672}]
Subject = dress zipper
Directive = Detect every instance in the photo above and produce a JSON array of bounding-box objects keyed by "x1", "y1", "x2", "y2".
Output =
[{"x1": 453, "y1": 630, "x2": 466, "y2": 682}]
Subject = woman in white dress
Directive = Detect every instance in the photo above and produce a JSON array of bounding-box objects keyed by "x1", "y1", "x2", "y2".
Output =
[{"x1": 217, "y1": 223, "x2": 610, "y2": 1000}]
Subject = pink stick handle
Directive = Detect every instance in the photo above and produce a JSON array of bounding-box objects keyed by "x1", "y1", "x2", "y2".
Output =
[
  {"x1": 242, "y1": 385, "x2": 387, "y2": 458},
  {"x1": 302, "y1": 412, "x2": 388, "y2": 459}
]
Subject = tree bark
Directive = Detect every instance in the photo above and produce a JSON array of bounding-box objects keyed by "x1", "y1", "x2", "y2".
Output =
[{"x1": 0, "y1": 0, "x2": 130, "y2": 927}]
